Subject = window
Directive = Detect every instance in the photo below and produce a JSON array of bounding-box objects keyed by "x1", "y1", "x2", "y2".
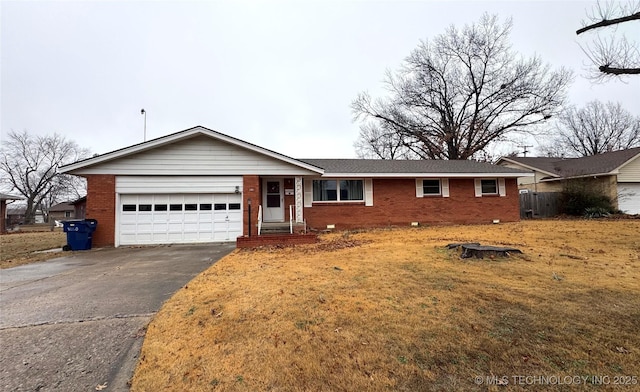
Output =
[
  {"x1": 200, "y1": 204, "x2": 212, "y2": 211},
  {"x1": 185, "y1": 204, "x2": 198, "y2": 211},
  {"x1": 122, "y1": 204, "x2": 136, "y2": 212},
  {"x1": 313, "y1": 179, "x2": 363, "y2": 202},
  {"x1": 169, "y1": 204, "x2": 183, "y2": 211},
  {"x1": 139, "y1": 204, "x2": 152, "y2": 212},
  {"x1": 481, "y1": 179, "x2": 498, "y2": 195},
  {"x1": 422, "y1": 179, "x2": 441, "y2": 195},
  {"x1": 214, "y1": 203, "x2": 226, "y2": 210},
  {"x1": 154, "y1": 204, "x2": 168, "y2": 211},
  {"x1": 64, "y1": 211, "x2": 72, "y2": 218},
  {"x1": 229, "y1": 203, "x2": 241, "y2": 210}
]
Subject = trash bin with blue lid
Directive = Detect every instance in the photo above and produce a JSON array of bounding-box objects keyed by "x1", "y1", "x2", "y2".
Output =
[{"x1": 62, "y1": 219, "x2": 98, "y2": 251}]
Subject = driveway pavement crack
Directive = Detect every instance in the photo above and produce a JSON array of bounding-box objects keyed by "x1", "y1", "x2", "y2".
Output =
[{"x1": 0, "y1": 313, "x2": 155, "y2": 330}]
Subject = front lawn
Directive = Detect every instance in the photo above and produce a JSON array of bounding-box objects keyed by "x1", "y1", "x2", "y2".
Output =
[
  {"x1": 0, "y1": 229, "x2": 66, "y2": 269},
  {"x1": 131, "y1": 220, "x2": 640, "y2": 391}
]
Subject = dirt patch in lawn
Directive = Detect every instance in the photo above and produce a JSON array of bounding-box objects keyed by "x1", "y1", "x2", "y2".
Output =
[
  {"x1": 131, "y1": 220, "x2": 640, "y2": 391},
  {"x1": 1, "y1": 230, "x2": 66, "y2": 269}
]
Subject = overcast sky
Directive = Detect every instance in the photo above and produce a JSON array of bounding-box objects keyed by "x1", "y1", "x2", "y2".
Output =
[{"x1": 1, "y1": 0, "x2": 639, "y2": 160}]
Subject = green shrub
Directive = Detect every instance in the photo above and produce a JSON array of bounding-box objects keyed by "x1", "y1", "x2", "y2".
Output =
[{"x1": 559, "y1": 188, "x2": 615, "y2": 216}]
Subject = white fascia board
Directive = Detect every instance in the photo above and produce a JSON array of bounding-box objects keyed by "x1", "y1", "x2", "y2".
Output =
[
  {"x1": 319, "y1": 172, "x2": 534, "y2": 178},
  {"x1": 614, "y1": 151, "x2": 640, "y2": 172},
  {"x1": 60, "y1": 126, "x2": 324, "y2": 175},
  {"x1": 496, "y1": 157, "x2": 559, "y2": 178},
  {"x1": 539, "y1": 171, "x2": 617, "y2": 182}
]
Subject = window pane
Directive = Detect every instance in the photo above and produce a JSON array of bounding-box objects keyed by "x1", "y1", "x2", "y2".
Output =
[
  {"x1": 122, "y1": 205, "x2": 136, "y2": 212},
  {"x1": 139, "y1": 204, "x2": 152, "y2": 212},
  {"x1": 200, "y1": 203, "x2": 212, "y2": 211},
  {"x1": 423, "y1": 179, "x2": 441, "y2": 195},
  {"x1": 214, "y1": 203, "x2": 226, "y2": 210},
  {"x1": 267, "y1": 194, "x2": 280, "y2": 207},
  {"x1": 154, "y1": 204, "x2": 168, "y2": 211},
  {"x1": 169, "y1": 204, "x2": 183, "y2": 211},
  {"x1": 313, "y1": 180, "x2": 337, "y2": 201},
  {"x1": 185, "y1": 204, "x2": 197, "y2": 211},
  {"x1": 340, "y1": 180, "x2": 364, "y2": 200},
  {"x1": 481, "y1": 179, "x2": 497, "y2": 194},
  {"x1": 229, "y1": 203, "x2": 241, "y2": 210}
]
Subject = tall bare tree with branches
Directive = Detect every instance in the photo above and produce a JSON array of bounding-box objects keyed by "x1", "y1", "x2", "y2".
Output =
[
  {"x1": 0, "y1": 131, "x2": 90, "y2": 223},
  {"x1": 577, "y1": 1, "x2": 640, "y2": 79},
  {"x1": 552, "y1": 100, "x2": 640, "y2": 157},
  {"x1": 352, "y1": 14, "x2": 572, "y2": 160}
]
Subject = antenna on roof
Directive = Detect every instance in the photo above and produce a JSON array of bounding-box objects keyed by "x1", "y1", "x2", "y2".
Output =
[{"x1": 518, "y1": 144, "x2": 533, "y2": 157}]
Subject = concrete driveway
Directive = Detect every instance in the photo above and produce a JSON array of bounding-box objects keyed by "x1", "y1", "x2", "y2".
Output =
[{"x1": 0, "y1": 243, "x2": 235, "y2": 392}]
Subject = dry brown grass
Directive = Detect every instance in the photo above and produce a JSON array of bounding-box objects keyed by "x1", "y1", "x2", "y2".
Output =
[
  {"x1": 132, "y1": 220, "x2": 640, "y2": 392},
  {"x1": 0, "y1": 229, "x2": 66, "y2": 269}
]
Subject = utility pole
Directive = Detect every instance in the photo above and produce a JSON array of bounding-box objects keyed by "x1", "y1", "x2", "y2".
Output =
[
  {"x1": 518, "y1": 144, "x2": 533, "y2": 157},
  {"x1": 140, "y1": 109, "x2": 147, "y2": 141}
]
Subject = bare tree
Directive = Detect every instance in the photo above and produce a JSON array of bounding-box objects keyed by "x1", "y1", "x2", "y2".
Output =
[
  {"x1": 577, "y1": 1, "x2": 640, "y2": 79},
  {"x1": 0, "y1": 131, "x2": 90, "y2": 224},
  {"x1": 552, "y1": 100, "x2": 640, "y2": 157},
  {"x1": 353, "y1": 123, "x2": 418, "y2": 159},
  {"x1": 352, "y1": 14, "x2": 572, "y2": 160}
]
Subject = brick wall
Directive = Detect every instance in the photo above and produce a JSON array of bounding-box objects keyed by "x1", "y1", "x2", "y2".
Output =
[
  {"x1": 243, "y1": 175, "x2": 260, "y2": 236},
  {"x1": 85, "y1": 175, "x2": 116, "y2": 247},
  {"x1": 303, "y1": 178, "x2": 520, "y2": 231}
]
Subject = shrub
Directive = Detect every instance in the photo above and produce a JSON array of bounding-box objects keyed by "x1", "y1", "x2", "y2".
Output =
[{"x1": 559, "y1": 181, "x2": 615, "y2": 216}]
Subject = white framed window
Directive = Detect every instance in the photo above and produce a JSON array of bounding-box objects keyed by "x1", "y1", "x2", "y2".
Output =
[
  {"x1": 416, "y1": 178, "x2": 449, "y2": 197},
  {"x1": 313, "y1": 179, "x2": 364, "y2": 202},
  {"x1": 481, "y1": 179, "x2": 498, "y2": 195},
  {"x1": 474, "y1": 178, "x2": 506, "y2": 197},
  {"x1": 423, "y1": 179, "x2": 441, "y2": 195}
]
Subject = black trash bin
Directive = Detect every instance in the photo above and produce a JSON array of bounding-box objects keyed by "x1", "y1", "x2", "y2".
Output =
[{"x1": 62, "y1": 219, "x2": 98, "y2": 251}]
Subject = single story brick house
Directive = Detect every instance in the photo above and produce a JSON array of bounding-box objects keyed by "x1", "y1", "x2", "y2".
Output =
[{"x1": 59, "y1": 126, "x2": 531, "y2": 247}]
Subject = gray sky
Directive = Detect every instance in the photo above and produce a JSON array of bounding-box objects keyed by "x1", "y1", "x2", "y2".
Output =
[{"x1": 1, "y1": 0, "x2": 639, "y2": 159}]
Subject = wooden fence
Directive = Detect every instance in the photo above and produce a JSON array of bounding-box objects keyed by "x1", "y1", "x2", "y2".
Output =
[{"x1": 519, "y1": 192, "x2": 560, "y2": 218}]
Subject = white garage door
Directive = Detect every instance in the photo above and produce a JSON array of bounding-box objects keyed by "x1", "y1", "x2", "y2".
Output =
[
  {"x1": 118, "y1": 194, "x2": 242, "y2": 245},
  {"x1": 618, "y1": 183, "x2": 640, "y2": 215}
]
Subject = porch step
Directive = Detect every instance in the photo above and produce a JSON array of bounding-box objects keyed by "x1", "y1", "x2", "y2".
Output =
[{"x1": 259, "y1": 222, "x2": 306, "y2": 235}]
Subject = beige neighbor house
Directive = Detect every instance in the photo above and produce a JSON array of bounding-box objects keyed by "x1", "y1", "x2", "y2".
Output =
[{"x1": 497, "y1": 147, "x2": 640, "y2": 214}]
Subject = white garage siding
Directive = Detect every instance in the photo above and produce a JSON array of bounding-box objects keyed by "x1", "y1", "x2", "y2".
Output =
[
  {"x1": 116, "y1": 176, "x2": 243, "y2": 246},
  {"x1": 618, "y1": 183, "x2": 640, "y2": 215}
]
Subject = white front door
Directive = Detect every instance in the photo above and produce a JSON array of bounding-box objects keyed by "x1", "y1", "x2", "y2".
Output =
[{"x1": 262, "y1": 178, "x2": 284, "y2": 222}]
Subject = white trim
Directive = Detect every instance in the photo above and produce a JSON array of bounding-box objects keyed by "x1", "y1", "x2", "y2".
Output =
[
  {"x1": 295, "y1": 177, "x2": 304, "y2": 221},
  {"x1": 442, "y1": 178, "x2": 450, "y2": 197},
  {"x1": 60, "y1": 126, "x2": 325, "y2": 175},
  {"x1": 474, "y1": 179, "x2": 482, "y2": 197},
  {"x1": 322, "y1": 172, "x2": 532, "y2": 178},
  {"x1": 496, "y1": 157, "x2": 559, "y2": 178},
  {"x1": 364, "y1": 179, "x2": 373, "y2": 206},
  {"x1": 415, "y1": 179, "x2": 424, "y2": 198},
  {"x1": 303, "y1": 178, "x2": 313, "y2": 208},
  {"x1": 115, "y1": 193, "x2": 121, "y2": 247},
  {"x1": 498, "y1": 178, "x2": 506, "y2": 197}
]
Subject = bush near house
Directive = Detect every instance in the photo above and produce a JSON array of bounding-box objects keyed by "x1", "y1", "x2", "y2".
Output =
[{"x1": 559, "y1": 179, "x2": 616, "y2": 216}]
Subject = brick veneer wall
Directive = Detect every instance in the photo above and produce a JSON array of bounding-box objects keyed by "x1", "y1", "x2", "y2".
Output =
[
  {"x1": 243, "y1": 175, "x2": 260, "y2": 236},
  {"x1": 85, "y1": 175, "x2": 116, "y2": 247},
  {"x1": 303, "y1": 178, "x2": 520, "y2": 231}
]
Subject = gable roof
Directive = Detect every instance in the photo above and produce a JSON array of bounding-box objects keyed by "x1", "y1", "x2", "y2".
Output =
[
  {"x1": 49, "y1": 202, "x2": 75, "y2": 212},
  {"x1": 498, "y1": 147, "x2": 640, "y2": 180},
  {"x1": 301, "y1": 159, "x2": 531, "y2": 177},
  {"x1": 59, "y1": 126, "x2": 324, "y2": 175}
]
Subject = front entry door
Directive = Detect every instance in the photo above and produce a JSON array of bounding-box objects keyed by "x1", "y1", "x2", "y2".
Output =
[{"x1": 262, "y1": 179, "x2": 284, "y2": 222}]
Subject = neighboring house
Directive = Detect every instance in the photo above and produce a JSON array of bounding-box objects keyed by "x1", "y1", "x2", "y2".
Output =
[
  {"x1": 497, "y1": 147, "x2": 640, "y2": 214},
  {"x1": 59, "y1": 126, "x2": 531, "y2": 247},
  {"x1": 49, "y1": 197, "x2": 87, "y2": 221},
  {"x1": 49, "y1": 202, "x2": 76, "y2": 221},
  {"x1": 0, "y1": 193, "x2": 24, "y2": 234}
]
